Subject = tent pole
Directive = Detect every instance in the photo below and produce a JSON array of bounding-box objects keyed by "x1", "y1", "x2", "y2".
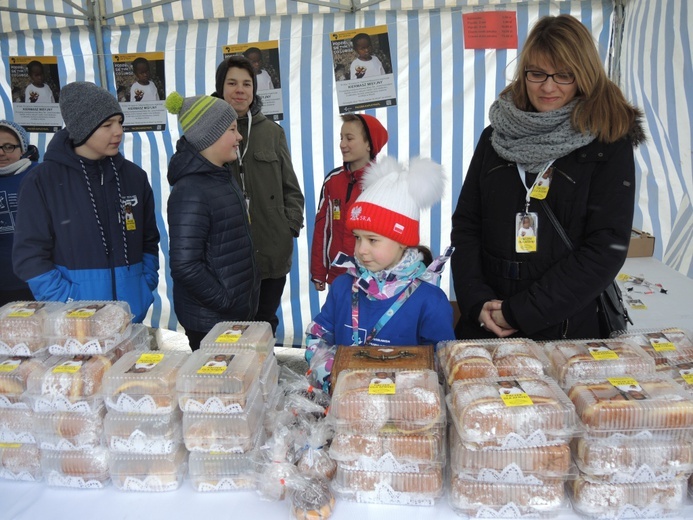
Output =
[
  {"x1": 608, "y1": 0, "x2": 626, "y2": 87},
  {"x1": 90, "y1": 0, "x2": 108, "y2": 89}
]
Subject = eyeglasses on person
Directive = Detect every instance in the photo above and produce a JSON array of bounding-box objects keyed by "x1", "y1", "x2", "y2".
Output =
[
  {"x1": 0, "y1": 143, "x2": 21, "y2": 153},
  {"x1": 524, "y1": 70, "x2": 576, "y2": 85}
]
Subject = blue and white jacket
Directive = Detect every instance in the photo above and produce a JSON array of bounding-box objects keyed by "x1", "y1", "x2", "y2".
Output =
[{"x1": 12, "y1": 129, "x2": 160, "y2": 322}]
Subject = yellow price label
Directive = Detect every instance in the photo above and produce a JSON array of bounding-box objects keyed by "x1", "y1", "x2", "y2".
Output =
[{"x1": 368, "y1": 383, "x2": 396, "y2": 395}]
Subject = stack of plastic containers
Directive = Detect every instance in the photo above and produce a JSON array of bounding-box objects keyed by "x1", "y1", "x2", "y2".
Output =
[
  {"x1": 101, "y1": 348, "x2": 189, "y2": 491},
  {"x1": 25, "y1": 301, "x2": 131, "y2": 489},
  {"x1": 0, "y1": 301, "x2": 62, "y2": 482},
  {"x1": 177, "y1": 346, "x2": 266, "y2": 492},
  {"x1": 446, "y1": 375, "x2": 580, "y2": 517},
  {"x1": 328, "y1": 368, "x2": 446, "y2": 506}
]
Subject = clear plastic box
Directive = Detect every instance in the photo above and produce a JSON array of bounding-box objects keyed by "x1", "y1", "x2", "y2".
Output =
[
  {"x1": 41, "y1": 446, "x2": 110, "y2": 488},
  {"x1": 449, "y1": 424, "x2": 574, "y2": 479},
  {"x1": 259, "y1": 354, "x2": 279, "y2": 401},
  {"x1": 544, "y1": 338, "x2": 656, "y2": 388},
  {"x1": 183, "y1": 382, "x2": 263, "y2": 453},
  {"x1": 34, "y1": 406, "x2": 105, "y2": 451},
  {"x1": 0, "y1": 443, "x2": 42, "y2": 481},
  {"x1": 448, "y1": 376, "x2": 581, "y2": 448},
  {"x1": 109, "y1": 444, "x2": 187, "y2": 492},
  {"x1": 104, "y1": 409, "x2": 182, "y2": 454},
  {"x1": 25, "y1": 351, "x2": 117, "y2": 413},
  {"x1": 0, "y1": 301, "x2": 63, "y2": 357},
  {"x1": 329, "y1": 428, "x2": 445, "y2": 468},
  {"x1": 332, "y1": 464, "x2": 444, "y2": 506},
  {"x1": 616, "y1": 328, "x2": 693, "y2": 371},
  {"x1": 329, "y1": 369, "x2": 445, "y2": 434},
  {"x1": 570, "y1": 475, "x2": 688, "y2": 519},
  {"x1": 573, "y1": 433, "x2": 693, "y2": 482},
  {"x1": 112, "y1": 324, "x2": 152, "y2": 360},
  {"x1": 0, "y1": 355, "x2": 47, "y2": 408},
  {"x1": 567, "y1": 374, "x2": 693, "y2": 433},
  {"x1": 437, "y1": 338, "x2": 550, "y2": 386},
  {"x1": 449, "y1": 474, "x2": 569, "y2": 517},
  {"x1": 0, "y1": 408, "x2": 36, "y2": 444},
  {"x1": 200, "y1": 321, "x2": 274, "y2": 361},
  {"x1": 102, "y1": 350, "x2": 189, "y2": 414},
  {"x1": 177, "y1": 349, "x2": 261, "y2": 414},
  {"x1": 45, "y1": 301, "x2": 132, "y2": 355}
]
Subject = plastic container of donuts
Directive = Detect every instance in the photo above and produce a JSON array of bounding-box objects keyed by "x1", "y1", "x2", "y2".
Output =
[
  {"x1": 24, "y1": 351, "x2": 117, "y2": 413},
  {"x1": 332, "y1": 464, "x2": 444, "y2": 505},
  {"x1": 449, "y1": 423, "x2": 575, "y2": 480},
  {"x1": 188, "y1": 426, "x2": 265, "y2": 492},
  {"x1": 447, "y1": 376, "x2": 582, "y2": 448},
  {"x1": 0, "y1": 443, "x2": 42, "y2": 481},
  {"x1": 569, "y1": 475, "x2": 688, "y2": 519},
  {"x1": 0, "y1": 354, "x2": 48, "y2": 408},
  {"x1": 109, "y1": 444, "x2": 188, "y2": 492},
  {"x1": 328, "y1": 369, "x2": 445, "y2": 434},
  {"x1": 199, "y1": 321, "x2": 275, "y2": 361},
  {"x1": 259, "y1": 354, "x2": 279, "y2": 402},
  {"x1": 34, "y1": 406, "x2": 105, "y2": 451},
  {"x1": 0, "y1": 301, "x2": 64, "y2": 357},
  {"x1": 0, "y1": 407, "x2": 36, "y2": 444},
  {"x1": 45, "y1": 301, "x2": 133, "y2": 355},
  {"x1": 182, "y1": 382, "x2": 264, "y2": 453},
  {"x1": 104, "y1": 408, "x2": 182, "y2": 455},
  {"x1": 572, "y1": 433, "x2": 693, "y2": 482},
  {"x1": 329, "y1": 427, "x2": 446, "y2": 468},
  {"x1": 436, "y1": 338, "x2": 550, "y2": 387},
  {"x1": 543, "y1": 337, "x2": 656, "y2": 389},
  {"x1": 102, "y1": 350, "x2": 189, "y2": 414},
  {"x1": 176, "y1": 348, "x2": 261, "y2": 414},
  {"x1": 449, "y1": 474, "x2": 570, "y2": 518},
  {"x1": 614, "y1": 327, "x2": 693, "y2": 371},
  {"x1": 42, "y1": 446, "x2": 110, "y2": 488},
  {"x1": 566, "y1": 374, "x2": 693, "y2": 434},
  {"x1": 112, "y1": 323, "x2": 152, "y2": 360}
]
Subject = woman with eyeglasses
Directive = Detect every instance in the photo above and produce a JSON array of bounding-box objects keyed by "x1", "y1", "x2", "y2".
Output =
[
  {"x1": 450, "y1": 14, "x2": 644, "y2": 341},
  {"x1": 0, "y1": 120, "x2": 39, "y2": 306}
]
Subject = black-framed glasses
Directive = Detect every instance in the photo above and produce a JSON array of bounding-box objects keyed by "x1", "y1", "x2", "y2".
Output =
[
  {"x1": 0, "y1": 143, "x2": 20, "y2": 153},
  {"x1": 524, "y1": 70, "x2": 576, "y2": 85}
]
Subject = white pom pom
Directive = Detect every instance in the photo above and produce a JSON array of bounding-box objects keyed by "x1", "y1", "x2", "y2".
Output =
[
  {"x1": 361, "y1": 156, "x2": 401, "y2": 190},
  {"x1": 406, "y1": 157, "x2": 445, "y2": 210}
]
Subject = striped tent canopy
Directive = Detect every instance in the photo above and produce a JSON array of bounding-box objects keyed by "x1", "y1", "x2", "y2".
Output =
[{"x1": 1, "y1": 0, "x2": 691, "y2": 346}]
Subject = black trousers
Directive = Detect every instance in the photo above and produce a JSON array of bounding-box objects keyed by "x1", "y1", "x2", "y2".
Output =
[
  {"x1": 0, "y1": 288, "x2": 35, "y2": 308},
  {"x1": 254, "y1": 276, "x2": 287, "y2": 335},
  {"x1": 184, "y1": 329, "x2": 208, "y2": 352}
]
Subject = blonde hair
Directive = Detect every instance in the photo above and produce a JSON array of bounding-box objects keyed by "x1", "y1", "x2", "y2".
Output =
[{"x1": 502, "y1": 14, "x2": 638, "y2": 143}]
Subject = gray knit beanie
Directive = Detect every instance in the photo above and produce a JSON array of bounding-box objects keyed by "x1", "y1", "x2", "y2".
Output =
[
  {"x1": 59, "y1": 82, "x2": 124, "y2": 147},
  {"x1": 164, "y1": 92, "x2": 237, "y2": 151}
]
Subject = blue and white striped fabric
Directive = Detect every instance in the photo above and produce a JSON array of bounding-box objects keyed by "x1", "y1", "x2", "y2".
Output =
[{"x1": 2, "y1": 0, "x2": 689, "y2": 345}]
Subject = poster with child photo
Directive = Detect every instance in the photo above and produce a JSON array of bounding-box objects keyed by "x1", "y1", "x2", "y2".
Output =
[
  {"x1": 9, "y1": 55, "x2": 62, "y2": 132},
  {"x1": 112, "y1": 52, "x2": 167, "y2": 132}
]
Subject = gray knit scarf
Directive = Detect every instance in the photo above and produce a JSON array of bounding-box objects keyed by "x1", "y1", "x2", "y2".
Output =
[{"x1": 489, "y1": 93, "x2": 595, "y2": 173}]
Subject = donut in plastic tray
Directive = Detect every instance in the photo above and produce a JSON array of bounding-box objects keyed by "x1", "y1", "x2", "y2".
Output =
[
  {"x1": 109, "y1": 445, "x2": 187, "y2": 492},
  {"x1": 0, "y1": 408, "x2": 36, "y2": 444},
  {"x1": 0, "y1": 443, "x2": 41, "y2": 481},
  {"x1": 104, "y1": 409, "x2": 182, "y2": 454},
  {"x1": 0, "y1": 301, "x2": 63, "y2": 356},
  {"x1": 616, "y1": 328, "x2": 693, "y2": 370},
  {"x1": 0, "y1": 355, "x2": 48, "y2": 408},
  {"x1": 199, "y1": 321, "x2": 274, "y2": 361},
  {"x1": 34, "y1": 406, "x2": 105, "y2": 451},
  {"x1": 41, "y1": 446, "x2": 110, "y2": 488}
]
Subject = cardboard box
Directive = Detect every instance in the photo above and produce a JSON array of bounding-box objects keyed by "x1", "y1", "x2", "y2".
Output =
[{"x1": 627, "y1": 227, "x2": 655, "y2": 257}]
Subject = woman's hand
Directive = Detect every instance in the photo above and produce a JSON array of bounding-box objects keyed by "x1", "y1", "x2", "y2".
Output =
[
  {"x1": 479, "y1": 300, "x2": 517, "y2": 337},
  {"x1": 313, "y1": 280, "x2": 326, "y2": 291}
]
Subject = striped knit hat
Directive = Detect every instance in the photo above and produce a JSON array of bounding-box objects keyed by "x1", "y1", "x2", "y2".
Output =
[{"x1": 165, "y1": 92, "x2": 237, "y2": 151}]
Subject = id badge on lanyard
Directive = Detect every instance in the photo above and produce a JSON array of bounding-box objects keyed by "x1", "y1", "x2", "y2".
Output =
[
  {"x1": 515, "y1": 162, "x2": 554, "y2": 254},
  {"x1": 237, "y1": 112, "x2": 252, "y2": 217}
]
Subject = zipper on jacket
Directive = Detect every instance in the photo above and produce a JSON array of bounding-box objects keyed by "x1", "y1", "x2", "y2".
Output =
[
  {"x1": 486, "y1": 163, "x2": 515, "y2": 175},
  {"x1": 96, "y1": 162, "x2": 118, "y2": 300},
  {"x1": 346, "y1": 176, "x2": 356, "y2": 203},
  {"x1": 561, "y1": 319, "x2": 569, "y2": 339},
  {"x1": 554, "y1": 168, "x2": 576, "y2": 184}
]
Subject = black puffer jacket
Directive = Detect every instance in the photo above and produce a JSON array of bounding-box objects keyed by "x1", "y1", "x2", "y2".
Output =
[
  {"x1": 167, "y1": 137, "x2": 260, "y2": 333},
  {"x1": 451, "y1": 122, "x2": 644, "y2": 341}
]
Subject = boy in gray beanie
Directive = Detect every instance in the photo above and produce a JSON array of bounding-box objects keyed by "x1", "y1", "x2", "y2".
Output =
[
  {"x1": 165, "y1": 92, "x2": 260, "y2": 350},
  {"x1": 13, "y1": 81, "x2": 160, "y2": 323}
]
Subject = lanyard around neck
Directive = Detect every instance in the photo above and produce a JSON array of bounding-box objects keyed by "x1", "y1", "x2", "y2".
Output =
[
  {"x1": 236, "y1": 110, "x2": 252, "y2": 193},
  {"x1": 516, "y1": 160, "x2": 554, "y2": 213}
]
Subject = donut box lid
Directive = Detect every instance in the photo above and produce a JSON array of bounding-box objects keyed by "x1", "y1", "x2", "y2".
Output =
[
  {"x1": 449, "y1": 422, "x2": 576, "y2": 480},
  {"x1": 436, "y1": 338, "x2": 550, "y2": 387},
  {"x1": 187, "y1": 425, "x2": 265, "y2": 478},
  {"x1": 103, "y1": 408, "x2": 182, "y2": 454},
  {"x1": 567, "y1": 374, "x2": 693, "y2": 433},
  {"x1": 447, "y1": 376, "x2": 583, "y2": 448},
  {"x1": 0, "y1": 301, "x2": 64, "y2": 357},
  {"x1": 102, "y1": 350, "x2": 189, "y2": 414},
  {"x1": 329, "y1": 369, "x2": 445, "y2": 434},
  {"x1": 573, "y1": 433, "x2": 693, "y2": 482},
  {"x1": 112, "y1": 324, "x2": 152, "y2": 359},
  {"x1": 259, "y1": 354, "x2": 279, "y2": 400},
  {"x1": 0, "y1": 354, "x2": 49, "y2": 407},
  {"x1": 0, "y1": 443, "x2": 42, "y2": 481},
  {"x1": 0, "y1": 407, "x2": 36, "y2": 444},
  {"x1": 200, "y1": 321, "x2": 274, "y2": 360},
  {"x1": 45, "y1": 301, "x2": 133, "y2": 355},
  {"x1": 543, "y1": 338, "x2": 656, "y2": 389},
  {"x1": 176, "y1": 349, "x2": 261, "y2": 410},
  {"x1": 449, "y1": 475, "x2": 570, "y2": 518},
  {"x1": 24, "y1": 351, "x2": 117, "y2": 413},
  {"x1": 569, "y1": 475, "x2": 688, "y2": 519},
  {"x1": 108, "y1": 444, "x2": 187, "y2": 483},
  {"x1": 33, "y1": 406, "x2": 105, "y2": 451},
  {"x1": 614, "y1": 327, "x2": 693, "y2": 369},
  {"x1": 41, "y1": 446, "x2": 110, "y2": 487}
]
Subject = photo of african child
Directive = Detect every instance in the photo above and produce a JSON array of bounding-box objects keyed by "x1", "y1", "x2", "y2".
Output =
[
  {"x1": 203, "y1": 354, "x2": 235, "y2": 369},
  {"x1": 370, "y1": 371, "x2": 395, "y2": 385},
  {"x1": 331, "y1": 27, "x2": 393, "y2": 82},
  {"x1": 517, "y1": 214, "x2": 536, "y2": 238},
  {"x1": 9, "y1": 57, "x2": 61, "y2": 104},
  {"x1": 113, "y1": 53, "x2": 165, "y2": 103}
]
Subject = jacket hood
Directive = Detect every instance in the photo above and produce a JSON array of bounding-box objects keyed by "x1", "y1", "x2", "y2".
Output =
[
  {"x1": 629, "y1": 108, "x2": 647, "y2": 147},
  {"x1": 44, "y1": 128, "x2": 126, "y2": 171},
  {"x1": 167, "y1": 136, "x2": 230, "y2": 186}
]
